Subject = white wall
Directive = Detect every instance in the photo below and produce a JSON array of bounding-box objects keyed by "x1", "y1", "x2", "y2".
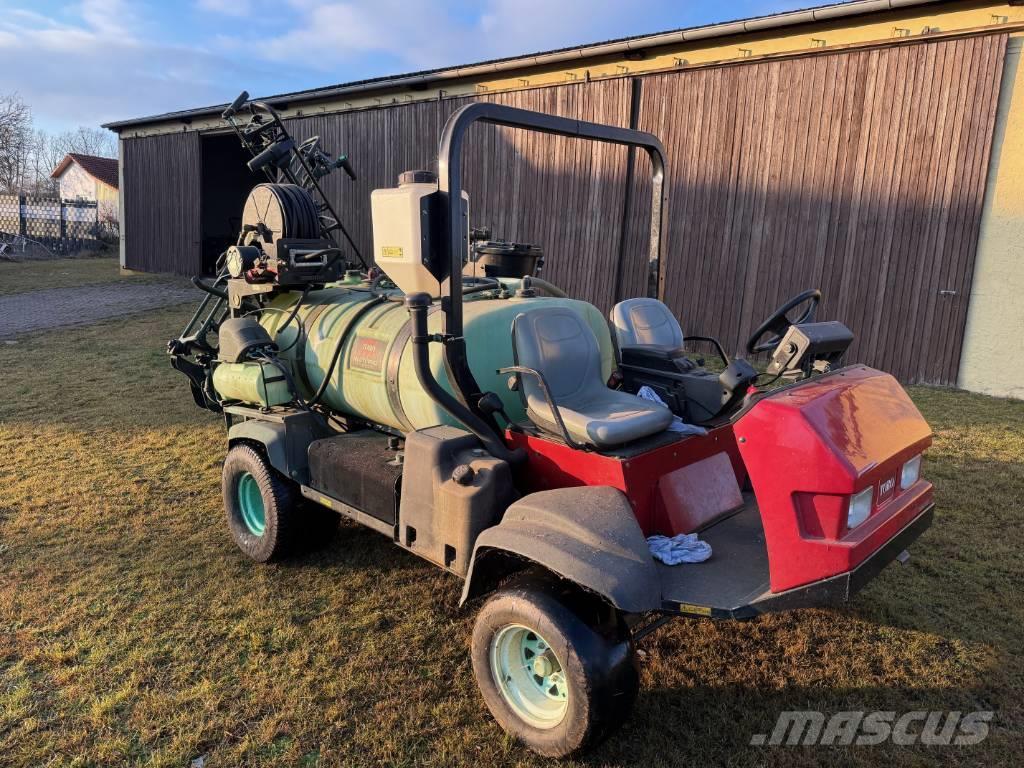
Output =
[
  {"x1": 57, "y1": 163, "x2": 97, "y2": 202},
  {"x1": 959, "y1": 36, "x2": 1024, "y2": 401}
]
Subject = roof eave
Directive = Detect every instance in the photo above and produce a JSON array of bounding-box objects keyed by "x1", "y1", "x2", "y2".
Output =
[{"x1": 102, "y1": 0, "x2": 946, "y2": 131}]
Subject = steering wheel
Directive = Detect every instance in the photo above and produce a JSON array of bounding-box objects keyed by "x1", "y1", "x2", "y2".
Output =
[{"x1": 745, "y1": 289, "x2": 822, "y2": 354}]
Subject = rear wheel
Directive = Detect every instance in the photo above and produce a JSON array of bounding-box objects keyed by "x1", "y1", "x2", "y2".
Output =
[
  {"x1": 222, "y1": 443, "x2": 298, "y2": 562},
  {"x1": 470, "y1": 578, "x2": 638, "y2": 757}
]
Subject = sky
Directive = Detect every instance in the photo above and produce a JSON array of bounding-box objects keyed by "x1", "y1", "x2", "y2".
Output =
[{"x1": 0, "y1": 0, "x2": 817, "y2": 133}]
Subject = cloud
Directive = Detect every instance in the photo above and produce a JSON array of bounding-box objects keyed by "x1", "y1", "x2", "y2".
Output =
[
  {"x1": 0, "y1": 0, "x2": 815, "y2": 131},
  {"x1": 256, "y1": 0, "x2": 679, "y2": 72},
  {"x1": 78, "y1": 0, "x2": 137, "y2": 39},
  {"x1": 195, "y1": 0, "x2": 253, "y2": 16},
  {"x1": 0, "y1": 0, "x2": 263, "y2": 130},
  {"x1": 259, "y1": 2, "x2": 455, "y2": 69},
  {"x1": 246, "y1": 0, "x2": 814, "y2": 73}
]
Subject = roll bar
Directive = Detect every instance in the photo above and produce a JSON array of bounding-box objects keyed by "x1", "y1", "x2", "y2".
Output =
[
  {"x1": 433, "y1": 102, "x2": 668, "y2": 420},
  {"x1": 437, "y1": 102, "x2": 668, "y2": 338}
]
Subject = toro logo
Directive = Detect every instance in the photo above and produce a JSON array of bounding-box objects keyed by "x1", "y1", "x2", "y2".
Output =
[
  {"x1": 879, "y1": 476, "x2": 896, "y2": 501},
  {"x1": 350, "y1": 336, "x2": 386, "y2": 373}
]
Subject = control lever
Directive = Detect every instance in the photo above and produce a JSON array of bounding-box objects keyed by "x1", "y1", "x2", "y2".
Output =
[
  {"x1": 333, "y1": 154, "x2": 357, "y2": 180},
  {"x1": 247, "y1": 138, "x2": 296, "y2": 173},
  {"x1": 222, "y1": 90, "x2": 249, "y2": 120},
  {"x1": 477, "y1": 391, "x2": 513, "y2": 426}
]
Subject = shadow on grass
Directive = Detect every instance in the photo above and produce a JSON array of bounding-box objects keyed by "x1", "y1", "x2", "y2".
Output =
[{"x1": 582, "y1": 681, "x2": 1012, "y2": 768}]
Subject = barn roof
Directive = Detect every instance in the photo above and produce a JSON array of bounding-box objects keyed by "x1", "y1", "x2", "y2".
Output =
[
  {"x1": 102, "y1": 0, "x2": 946, "y2": 131},
  {"x1": 51, "y1": 153, "x2": 119, "y2": 189}
]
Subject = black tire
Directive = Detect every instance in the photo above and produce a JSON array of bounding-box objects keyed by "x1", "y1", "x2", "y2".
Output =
[
  {"x1": 222, "y1": 442, "x2": 299, "y2": 562},
  {"x1": 470, "y1": 578, "x2": 638, "y2": 758}
]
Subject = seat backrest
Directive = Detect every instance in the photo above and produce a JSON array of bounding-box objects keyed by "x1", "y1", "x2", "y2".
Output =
[
  {"x1": 610, "y1": 298, "x2": 684, "y2": 350},
  {"x1": 512, "y1": 307, "x2": 605, "y2": 406}
]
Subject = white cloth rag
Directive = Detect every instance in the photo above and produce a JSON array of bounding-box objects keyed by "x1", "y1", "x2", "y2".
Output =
[
  {"x1": 635, "y1": 385, "x2": 708, "y2": 436},
  {"x1": 647, "y1": 533, "x2": 713, "y2": 565}
]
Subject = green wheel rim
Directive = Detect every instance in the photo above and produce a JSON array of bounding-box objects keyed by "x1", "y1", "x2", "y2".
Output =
[
  {"x1": 489, "y1": 624, "x2": 569, "y2": 729},
  {"x1": 237, "y1": 471, "x2": 266, "y2": 536}
]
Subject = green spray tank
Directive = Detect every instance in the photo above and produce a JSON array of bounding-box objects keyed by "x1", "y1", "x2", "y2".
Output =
[{"x1": 249, "y1": 282, "x2": 615, "y2": 432}]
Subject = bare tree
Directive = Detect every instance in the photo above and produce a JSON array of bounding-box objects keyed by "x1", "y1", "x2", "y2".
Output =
[
  {"x1": 51, "y1": 126, "x2": 117, "y2": 160},
  {"x1": 0, "y1": 94, "x2": 117, "y2": 195},
  {"x1": 35, "y1": 129, "x2": 64, "y2": 175},
  {"x1": 0, "y1": 93, "x2": 32, "y2": 194},
  {"x1": 31, "y1": 130, "x2": 61, "y2": 195}
]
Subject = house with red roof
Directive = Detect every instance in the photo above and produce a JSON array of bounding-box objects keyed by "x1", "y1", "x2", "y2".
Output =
[{"x1": 50, "y1": 153, "x2": 119, "y2": 227}]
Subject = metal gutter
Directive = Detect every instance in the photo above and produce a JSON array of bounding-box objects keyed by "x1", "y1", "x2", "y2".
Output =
[{"x1": 104, "y1": 0, "x2": 946, "y2": 130}]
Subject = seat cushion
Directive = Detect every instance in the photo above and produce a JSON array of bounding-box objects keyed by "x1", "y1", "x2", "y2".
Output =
[
  {"x1": 528, "y1": 389, "x2": 673, "y2": 448},
  {"x1": 610, "y1": 298, "x2": 684, "y2": 351},
  {"x1": 513, "y1": 307, "x2": 673, "y2": 448}
]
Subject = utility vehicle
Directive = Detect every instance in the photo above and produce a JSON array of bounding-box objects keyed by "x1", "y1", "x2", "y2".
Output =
[{"x1": 169, "y1": 94, "x2": 934, "y2": 757}]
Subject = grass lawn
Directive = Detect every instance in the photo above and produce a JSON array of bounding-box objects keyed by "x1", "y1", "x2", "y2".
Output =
[
  {"x1": 0, "y1": 299, "x2": 1022, "y2": 767},
  {"x1": 0, "y1": 256, "x2": 174, "y2": 296}
]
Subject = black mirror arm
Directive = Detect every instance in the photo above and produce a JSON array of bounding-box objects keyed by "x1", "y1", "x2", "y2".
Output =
[{"x1": 682, "y1": 335, "x2": 730, "y2": 366}]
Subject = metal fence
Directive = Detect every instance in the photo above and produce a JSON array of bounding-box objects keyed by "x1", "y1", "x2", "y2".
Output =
[{"x1": 0, "y1": 194, "x2": 105, "y2": 254}]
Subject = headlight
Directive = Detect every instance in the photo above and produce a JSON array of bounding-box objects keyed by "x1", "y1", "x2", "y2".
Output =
[
  {"x1": 900, "y1": 454, "x2": 922, "y2": 490},
  {"x1": 847, "y1": 487, "x2": 874, "y2": 529}
]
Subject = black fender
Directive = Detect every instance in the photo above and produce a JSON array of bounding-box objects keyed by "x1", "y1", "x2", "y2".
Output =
[
  {"x1": 460, "y1": 486, "x2": 660, "y2": 613},
  {"x1": 226, "y1": 410, "x2": 324, "y2": 485},
  {"x1": 228, "y1": 420, "x2": 290, "y2": 475}
]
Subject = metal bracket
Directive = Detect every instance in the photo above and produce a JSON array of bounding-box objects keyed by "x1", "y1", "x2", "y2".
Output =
[{"x1": 497, "y1": 365, "x2": 586, "y2": 450}]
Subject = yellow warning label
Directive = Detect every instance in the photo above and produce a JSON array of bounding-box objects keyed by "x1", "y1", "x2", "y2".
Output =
[
  {"x1": 677, "y1": 603, "x2": 713, "y2": 616},
  {"x1": 379, "y1": 246, "x2": 403, "y2": 259}
]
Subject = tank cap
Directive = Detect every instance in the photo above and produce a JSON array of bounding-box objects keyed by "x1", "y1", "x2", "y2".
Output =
[
  {"x1": 452, "y1": 464, "x2": 476, "y2": 486},
  {"x1": 399, "y1": 170, "x2": 437, "y2": 186},
  {"x1": 516, "y1": 275, "x2": 537, "y2": 298}
]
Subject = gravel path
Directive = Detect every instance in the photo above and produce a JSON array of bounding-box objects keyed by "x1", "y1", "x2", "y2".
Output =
[{"x1": 0, "y1": 282, "x2": 199, "y2": 338}]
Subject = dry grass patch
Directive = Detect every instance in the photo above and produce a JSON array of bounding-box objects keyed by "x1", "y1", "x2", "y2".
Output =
[
  {"x1": 0, "y1": 257, "x2": 178, "y2": 296},
  {"x1": 0, "y1": 302, "x2": 1021, "y2": 767}
]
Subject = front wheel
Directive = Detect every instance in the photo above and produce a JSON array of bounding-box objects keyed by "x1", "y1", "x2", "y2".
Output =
[
  {"x1": 222, "y1": 442, "x2": 299, "y2": 562},
  {"x1": 470, "y1": 578, "x2": 638, "y2": 757}
]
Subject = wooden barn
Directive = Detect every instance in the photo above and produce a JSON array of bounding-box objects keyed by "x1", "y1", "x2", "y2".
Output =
[{"x1": 104, "y1": 0, "x2": 1024, "y2": 397}]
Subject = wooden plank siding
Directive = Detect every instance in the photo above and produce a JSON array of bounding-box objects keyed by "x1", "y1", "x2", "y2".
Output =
[
  {"x1": 121, "y1": 33, "x2": 1006, "y2": 384},
  {"x1": 286, "y1": 79, "x2": 633, "y2": 309},
  {"x1": 624, "y1": 33, "x2": 1007, "y2": 384},
  {"x1": 122, "y1": 131, "x2": 201, "y2": 274}
]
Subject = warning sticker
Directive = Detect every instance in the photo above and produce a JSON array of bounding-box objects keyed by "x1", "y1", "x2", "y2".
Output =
[
  {"x1": 350, "y1": 336, "x2": 386, "y2": 373},
  {"x1": 379, "y1": 246, "x2": 404, "y2": 259},
  {"x1": 676, "y1": 602, "x2": 713, "y2": 617}
]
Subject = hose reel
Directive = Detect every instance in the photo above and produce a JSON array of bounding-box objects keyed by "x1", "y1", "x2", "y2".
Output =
[
  {"x1": 227, "y1": 183, "x2": 340, "y2": 287},
  {"x1": 241, "y1": 183, "x2": 321, "y2": 250}
]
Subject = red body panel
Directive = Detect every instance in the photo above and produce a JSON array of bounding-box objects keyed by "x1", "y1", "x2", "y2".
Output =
[
  {"x1": 508, "y1": 365, "x2": 933, "y2": 597},
  {"x1": 506, "y1": 426, "x2": 745, "y2": 535},
  {"x1": 735, "y1": 366, "x2": 933, "y2": 591}
]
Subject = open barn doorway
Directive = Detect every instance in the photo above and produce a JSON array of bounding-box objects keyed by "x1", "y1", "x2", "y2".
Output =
[{"x1": 200, "y1": 133, "x2": 259, "y2": 275}]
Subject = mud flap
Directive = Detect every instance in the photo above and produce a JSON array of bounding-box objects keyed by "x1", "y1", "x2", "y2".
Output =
[{"x1": 461, "y1": 486, "x2": 661, "y2": 613}]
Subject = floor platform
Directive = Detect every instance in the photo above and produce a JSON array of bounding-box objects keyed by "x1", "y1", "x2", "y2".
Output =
[{"x1": 657, "y1": 495, "x2": 771, "y2": 617}]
